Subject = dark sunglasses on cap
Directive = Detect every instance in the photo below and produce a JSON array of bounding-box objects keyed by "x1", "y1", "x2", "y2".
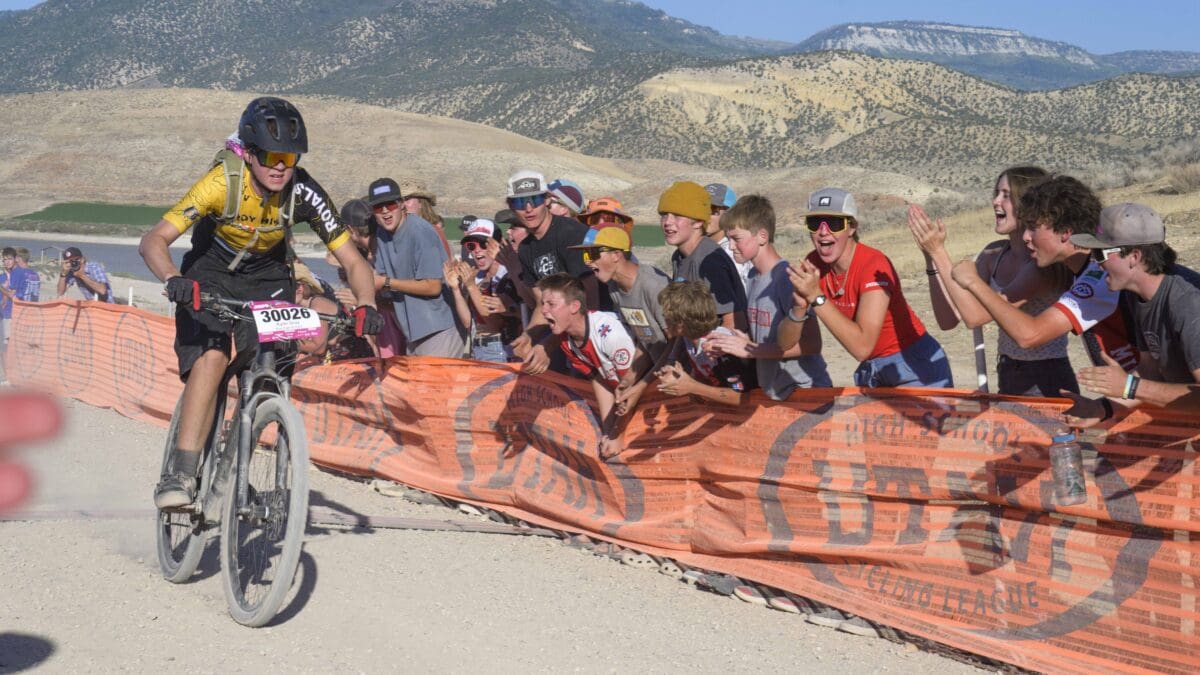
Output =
[
  {"x1": 805, "y1": 215, "x2": 850, "y2": 233},
  {"x1": 580, "y1": 247, "x2": 619, "y2": 264},
  {"x1": 250, "y1": 146, "x2": 300, "y2": 169},
  {"x1": 584, "y1": 212, "x2": 624, "y2": 227},
  {"x1": 507, "y1": 194, "x2": 548, "y2": 210},
  {"x1": 1091, "y1": 246, "x2": 1123, "y2": 263},
  {"x1": 372, "y1": 200, "x2": 401, "y2": 214}
]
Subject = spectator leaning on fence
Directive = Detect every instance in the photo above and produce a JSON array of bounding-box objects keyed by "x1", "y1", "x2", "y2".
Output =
[
  {"x1": 653, "y1": 280, "x2": 757, "y2": 407},
  {"x1": 571, "y1": 224, "x2": 670, "y2": 421},
  {"x1": 505, "y1": 170, "x2": 602, "y2": 375},
  {"x1": 1061, "y1": 203, "x2": 1200, "y2": 426},
  {"x1": 908, "y1": 166, "x2": 1079, "y2": 397},
  {"x1": 537, "y1": 273, "x2": 636, "y2": 460},
  {"x1": 659, "y1": 181, "x2": 748, "y2": 332},
  {"x1": 444, "y1": 218, "x2": 522, "y2": 363},
  {"x1": 784, "y1": 188, "x2": 953, "y2": 388},
  {"x1": 705, "y1": 195, "x2": 832, "y2": 399},
  {"x1": 56, "y1": 246, "x2": 113, "y2": 303},
  {"x1": 950, "y1": 174, "x2": 1140, "y2": 372}
]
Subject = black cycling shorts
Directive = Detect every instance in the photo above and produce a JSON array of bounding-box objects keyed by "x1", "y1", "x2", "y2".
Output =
[{"x1": 174, "y1": 241, "x2": 296, "y2": 381}]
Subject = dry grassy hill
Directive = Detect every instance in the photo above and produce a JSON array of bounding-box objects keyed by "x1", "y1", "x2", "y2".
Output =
[
  {"x1": 0, "y1": 88, "x2": 952, "y2": 223},
  {"x1": 560, "y1": 52, "x2": 1200, "y2": 189}
]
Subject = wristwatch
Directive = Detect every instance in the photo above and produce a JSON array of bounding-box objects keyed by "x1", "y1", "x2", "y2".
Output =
[{"x1": 811, "y1": 294, "x2": 827, "y2": 307}]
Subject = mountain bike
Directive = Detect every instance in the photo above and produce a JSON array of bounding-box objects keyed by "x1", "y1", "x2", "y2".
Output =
[{"x1": 155, "y1": 292, "x2": 350, "y2": 627}]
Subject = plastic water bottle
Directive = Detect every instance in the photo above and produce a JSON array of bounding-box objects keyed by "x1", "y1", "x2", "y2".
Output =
[{"x1": 1049, "y1": 431, "x2": 1087, "y2": 506}]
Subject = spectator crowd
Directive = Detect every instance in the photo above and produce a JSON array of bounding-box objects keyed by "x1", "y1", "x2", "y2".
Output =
[
  {"x1": 294, "y1": 164, "x2": 1200, "y2": 454},
  {"x1": 6, "y1": 145, "x2": 1199, "y2": 455}
]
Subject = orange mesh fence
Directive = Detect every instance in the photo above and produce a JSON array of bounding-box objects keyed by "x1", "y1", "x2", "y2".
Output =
[{"x1": 8, "y1": 300, "x2": 1199, "y2": 673}]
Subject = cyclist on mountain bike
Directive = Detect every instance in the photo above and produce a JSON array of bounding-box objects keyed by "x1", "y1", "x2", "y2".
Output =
[{"x1": 139, "y1": 97, "x2": 382, "y2": 511}]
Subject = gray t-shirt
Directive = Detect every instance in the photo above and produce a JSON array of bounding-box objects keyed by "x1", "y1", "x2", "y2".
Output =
[
  {"x1": 374, "y1": 213, "x2": 456, "y2": 342},
  {"x1": 747, "y1": 260, "x2": 832, "y2": 400},
  {"x1": 609, "y1": 264, "x2": 671, "y2": 363},
  {"x1": 1128, "y1": 265, "x2": 1200, "y2": 383}
]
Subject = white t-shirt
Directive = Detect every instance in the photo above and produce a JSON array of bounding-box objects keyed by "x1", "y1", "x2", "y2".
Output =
[{"x1": 562, "y1": 311, "x2": 636, "y2": 387}]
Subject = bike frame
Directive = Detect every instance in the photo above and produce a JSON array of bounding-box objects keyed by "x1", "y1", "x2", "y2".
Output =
[{"x1": 231, "y1": 346, "x2": 291, "y2": 519}]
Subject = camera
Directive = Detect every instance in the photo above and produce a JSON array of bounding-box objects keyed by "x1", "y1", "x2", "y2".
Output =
[{"x1": 68, "y1": 258, "x2": 81, "y2": 272}]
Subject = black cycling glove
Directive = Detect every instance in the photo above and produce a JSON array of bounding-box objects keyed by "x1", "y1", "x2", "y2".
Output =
[
  {"x1": 165, "y1": 276, "x2": 200, "y2": 310},
  {"x1": 352, "y1": 306, "x2": 384, "y2": 337}
]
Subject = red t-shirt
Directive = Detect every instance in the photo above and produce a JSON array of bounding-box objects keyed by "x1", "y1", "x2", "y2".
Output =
[{"x1": 806, "y1": 243, "x2": 926, "y2": 360}]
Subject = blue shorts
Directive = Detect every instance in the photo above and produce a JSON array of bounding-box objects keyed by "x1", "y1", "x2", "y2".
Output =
[{"x1": 853, "y1": 332, "x2": 954, "y2": 389}]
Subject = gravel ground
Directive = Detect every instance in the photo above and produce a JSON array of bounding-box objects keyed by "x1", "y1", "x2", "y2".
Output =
[{"x1": 0, "y1": 398, "x2": 992, "y2": 673}]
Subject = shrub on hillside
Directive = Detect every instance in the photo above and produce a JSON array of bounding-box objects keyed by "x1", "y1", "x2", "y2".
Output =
[{"x1": 1165, "y1": 163, "x2": 1200, "y2": 195}]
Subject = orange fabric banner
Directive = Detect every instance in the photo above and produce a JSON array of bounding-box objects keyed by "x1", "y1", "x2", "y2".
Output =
[{"x1": 8, "y1": 300, "x2": 1199, "y2": 673}]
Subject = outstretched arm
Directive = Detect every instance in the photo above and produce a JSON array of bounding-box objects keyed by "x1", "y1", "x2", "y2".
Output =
[{"x1": 952, "y1": 258, "x2": 1071, "y2": 349}]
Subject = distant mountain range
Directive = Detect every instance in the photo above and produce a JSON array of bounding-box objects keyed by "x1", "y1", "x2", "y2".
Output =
[
  {"x1": 793, "y1": 21, "x2": 1200, "y2": 90},
  {"x1": 0, "y1": 1, "x2": 1195, "y2": 188}
]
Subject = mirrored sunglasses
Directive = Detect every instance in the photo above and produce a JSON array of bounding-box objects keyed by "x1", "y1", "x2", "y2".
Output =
[
  {"x1": 1091, "y1": 246, "x2": 1122, "y2": 263},
  {"x1": 580, "y1": 247, "x2": 617, "y2": 264},
  {"x1": 251, "y1": 147, "x2": 300, "y2": 168},
  {"x1": 508, "y1": 194, "x2": 548, "y2": 210},
  {"x1": 372, "y1": 200, "x2": 401, "y2": 214},
  {"x1": 805, "y1": 216, "x2": 849, "y2": 233}
]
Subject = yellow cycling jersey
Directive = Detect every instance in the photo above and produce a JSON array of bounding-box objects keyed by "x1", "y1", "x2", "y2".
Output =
[{"x1": 163, "y1": 164, "x2": 350, "y2": 254}]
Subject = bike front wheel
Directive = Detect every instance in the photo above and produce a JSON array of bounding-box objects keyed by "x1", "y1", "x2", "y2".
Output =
[{"x1": 220, "y1": 396, "x2": 310, "y2": 627}]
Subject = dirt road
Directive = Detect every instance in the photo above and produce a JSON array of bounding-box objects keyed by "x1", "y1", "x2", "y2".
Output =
[{"x1": 0, "y1": 397, "x2": 989, "y2": 673}]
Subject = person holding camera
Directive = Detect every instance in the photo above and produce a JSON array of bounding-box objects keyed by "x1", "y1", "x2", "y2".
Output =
[{"x1": 56, "y1": 247, "x2": 113, "y2": 303}]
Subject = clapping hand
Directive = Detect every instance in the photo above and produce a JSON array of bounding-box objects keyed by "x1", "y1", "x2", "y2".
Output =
[
  {"x1": 906, "y1": 204, "x2": 948, "y2": 255},
  {"x1": 787, "y1": 260, "x2": 821, "y2": 304},
  {"x1": 655, "y1": 363, "x2": 694, "y2": 397},
  {"x1": 705, "y1": 328, "x2": 751, "y2": 358}
]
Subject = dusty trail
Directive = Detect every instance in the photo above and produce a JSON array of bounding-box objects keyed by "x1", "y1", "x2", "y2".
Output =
[{"x1": 0, "y1": 398, "x2": 987, "y2": 673}]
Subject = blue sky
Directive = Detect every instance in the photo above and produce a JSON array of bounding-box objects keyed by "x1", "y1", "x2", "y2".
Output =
[
  {"x1": 641, "y1": 0, "x2": 1199, "y2": 54},
  {"x1": 1, "y1": 0, "x2": 1196, "y2": 54}
]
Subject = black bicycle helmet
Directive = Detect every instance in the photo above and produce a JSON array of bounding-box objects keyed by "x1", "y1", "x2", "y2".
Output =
[{"x1": 238, "y1": 96, "x2": 308, "y2": 154}]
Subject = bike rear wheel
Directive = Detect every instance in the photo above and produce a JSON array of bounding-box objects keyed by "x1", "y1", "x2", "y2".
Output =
[
  {"x1": 220, "y1": 396, "x2": 310, "y2": 627},
  {"x1": 155, "y1": 398, "x2": 223, "y2": 583}
]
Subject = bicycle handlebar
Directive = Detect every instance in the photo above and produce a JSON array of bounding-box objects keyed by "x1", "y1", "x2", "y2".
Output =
[{"x1": 194, "y1": 292, "x2": 354, "y2": 336}]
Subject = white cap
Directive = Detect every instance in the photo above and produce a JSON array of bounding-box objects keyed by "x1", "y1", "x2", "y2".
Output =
[{"x1": 506, "y1": 170, "x2": 547, "y2": 199}]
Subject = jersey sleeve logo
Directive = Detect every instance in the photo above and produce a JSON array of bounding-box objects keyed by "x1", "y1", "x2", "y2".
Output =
[
  {"x1": 598, "y1": 323, "x2": 612, "y2": 338},
  {"x1": 613, "y1": 348, "x2": 631, "y2": 367},
  {"x1": 1070, "y1": 282, "x2": 1095, "y2": 299}
]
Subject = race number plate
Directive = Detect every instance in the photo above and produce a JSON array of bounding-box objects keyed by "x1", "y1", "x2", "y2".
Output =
[{"x1": 249, "y1": 301, "x2": 322, "y2": 343}]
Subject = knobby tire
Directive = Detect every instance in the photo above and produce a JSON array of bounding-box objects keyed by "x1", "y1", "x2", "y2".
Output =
[
  {"x1": 155, "y1": 398, "x2": 222, "y2": 583},
  {"x1": 220, "y1": 397, "x2": 309, "y2": 627}
]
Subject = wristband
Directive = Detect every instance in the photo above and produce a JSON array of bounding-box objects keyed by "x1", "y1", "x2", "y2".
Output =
[
  {"x1": 786, "y1": 307, "x2": 808, "y2": 323},
  {"x1": 926, "y1": 268, "x2": 938, "y2": 276},
  {"x1": 382, "y1": 276, "x2": 391, "y2": 292},
  {"x1": 1128, "y1": 376, "x2": 1141, "y2": 400},
  {"x1": 1099, "y1": 397, "x2": 1114, "y2": 421},
  {"x1": 1122, "y1": 373, "x2": 1134, "y2": 400}
]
